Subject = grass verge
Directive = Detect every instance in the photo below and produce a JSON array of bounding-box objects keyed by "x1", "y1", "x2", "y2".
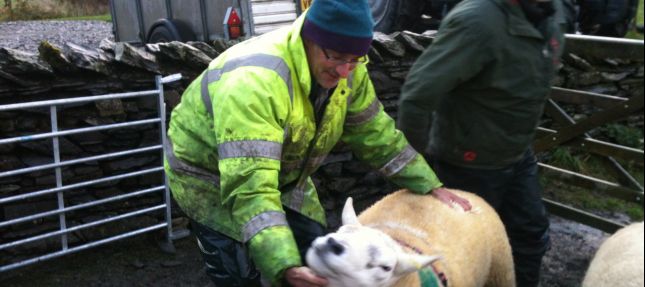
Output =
[
  {"x1": 55, "y1": 14, "x2": 111, "y2": 22},
  {"x1": 626, "y1": 0, "x2": 644, "y2": 39},
  {"x1": 542, "y1": 145, "x2": 644, "y2": 222},
  {"x1": 0, "y1": 0, "x2": 109, "y2": 21}
]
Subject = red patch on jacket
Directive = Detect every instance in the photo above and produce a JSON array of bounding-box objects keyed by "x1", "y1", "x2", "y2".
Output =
[
  {"x1": 463, "y1": 151, "x2": 477, "y2": 162},
  {"x1": 550, "y1": 37, "x2": 561, "y2": 65}
]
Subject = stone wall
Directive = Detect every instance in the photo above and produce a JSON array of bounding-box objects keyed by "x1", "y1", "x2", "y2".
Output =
[{"x1": 0, "y1": 31, "x2": 642, "y2": 261}]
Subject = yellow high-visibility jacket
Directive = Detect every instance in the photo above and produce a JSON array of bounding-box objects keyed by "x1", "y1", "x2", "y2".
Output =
[{"x1": 164, "y1": 13, "x2": 442, "y2": 285}]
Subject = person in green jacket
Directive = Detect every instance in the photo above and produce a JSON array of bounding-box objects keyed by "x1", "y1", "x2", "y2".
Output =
[
  {"x1": 397, "y1": 0, "x2": 567, "y2": 286},
  {"x1": 164, "y1": 0, "x2": 471, "y2": 286}
]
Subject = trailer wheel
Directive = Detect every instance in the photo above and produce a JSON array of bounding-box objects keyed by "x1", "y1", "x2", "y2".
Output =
[
  {"x1": 146, "y1": 19, "x2": 195, "y2": 43},
  {"x1": 148, "y1": 25, "x2": 177, "y2": 43},
  {"x1": 370, "y1": 0, "x2": 440, "y2": 33},
  {"x1": 370, "y1": 0, "x2": 400, "y2": 33}
]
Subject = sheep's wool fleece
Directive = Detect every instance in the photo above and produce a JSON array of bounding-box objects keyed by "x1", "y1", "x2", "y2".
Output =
[{"x1": 582, "y1": 221, "x2": 644, "y2": 287}]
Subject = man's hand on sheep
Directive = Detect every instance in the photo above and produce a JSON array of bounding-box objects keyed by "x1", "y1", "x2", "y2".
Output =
[
  {"x1": 431, "y1": 187, "x2": 472, "y2": 211},
  {"x1": 284, "y1": 266, "x2": 329, "y2": 287}
]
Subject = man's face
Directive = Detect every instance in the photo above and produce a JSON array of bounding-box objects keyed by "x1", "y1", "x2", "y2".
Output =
[{"x1": 305, "y1": 40, "x2": 364, "y2": 89}]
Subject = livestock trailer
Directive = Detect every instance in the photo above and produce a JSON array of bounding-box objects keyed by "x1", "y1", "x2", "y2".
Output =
[{"x1": 109, "y1": 0, "x2": 303, "y2": 43}]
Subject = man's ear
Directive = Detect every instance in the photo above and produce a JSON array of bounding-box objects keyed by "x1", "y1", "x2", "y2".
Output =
[
  {"x1": 393, "y1": 253, "x2": 442, "y2": 276},
  {"x1": 341, "y1": 197, "x2": 361, "y2": 225}
]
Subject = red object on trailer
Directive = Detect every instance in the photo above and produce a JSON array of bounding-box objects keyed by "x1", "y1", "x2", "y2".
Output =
[{"x1": 227, "y1": 8, "x2": 242, "y2": 39}]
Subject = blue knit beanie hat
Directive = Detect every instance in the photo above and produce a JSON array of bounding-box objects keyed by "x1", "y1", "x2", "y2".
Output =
[{"x1": 302, "y1": 0, "x2": 374, "y2": 56}]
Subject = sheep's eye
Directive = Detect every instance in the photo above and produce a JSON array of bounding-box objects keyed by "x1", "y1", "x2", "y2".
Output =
[{"x1": 380, "y1": 265, "x2": 392, "y2": 272}]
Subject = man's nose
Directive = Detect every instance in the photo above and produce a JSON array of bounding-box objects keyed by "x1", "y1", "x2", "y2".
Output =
[{"x1": 335, "y1": 63, "x2": 353, "y2": 78}]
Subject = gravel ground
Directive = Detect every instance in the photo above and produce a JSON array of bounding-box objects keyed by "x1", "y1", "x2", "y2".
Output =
[
  {"x1": 0, "y1": 20, "x2": 621, "y2": 287},
  {"x1": 541, "y1": 216, "x2": 609, "y2": 287},
  {"x1": 0, "y1": 20, "x2": 113, "y2": 52},
  {"x1": 0, "y1": 214, "x2": 611, "y2": 287}
]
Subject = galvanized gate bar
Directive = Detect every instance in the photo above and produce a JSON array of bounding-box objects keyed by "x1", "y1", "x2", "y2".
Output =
[
  {"x1": 0, "y1": 186, "x2": 165, "y2": 228},
  {"x1": 534, "y1": 94, "x2": 644, "y2": 152},
  {"x1": 539, "y1": 163, "x2": 644, "y2": 205},
  {"x1": 0, "y1": 74, "x2": 182, "y2": 272},
  {"x1": 0, "y1": 224, "x2": 167, "y2": 272},
  {"x1": 564, "y1": 34, "x2": 644, "y2": 61},
  {"x1": 544, "y1": 99, "x2": 644, "y2": 191},
  {"x1": 0, "y1": 167, "x2": 164, "y2": 204},
  {"x1": 156, "y1": 75, "x2": 174, "y2": 248},
  {"x1": 0, "y1": 90, "x2": 159, "y2": 111},
  {"x1": 50, "y1": 104, "x2": 68, "y2": 250},
  {"x1": 0, "y1": 205, "x2": 166, "y2": 250},
  {"x1": 543, "y1": 198, "x2": 624, "y2": 234},
  {"x1": 0, "y1": 145, "x2": 162, "y2": 178},
  {"x1": 550, "y1": 87, "x2": 628, "y2": 110},
  {"x1": 544, "y1": 99, "x2": 589, "y2": 136},
  {"x1": 0, "y1": 118, "x2": 161, "y2": 146},
  {"x1": 537, "y1": 127, "x2": 644, "y2": 164},
  {"x1": 599, "y1": 156, "x2": 644, "y2": 191}
]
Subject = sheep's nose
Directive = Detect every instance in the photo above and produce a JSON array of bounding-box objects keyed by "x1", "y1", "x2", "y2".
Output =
[{"x1": 327, "y1": 237, "x2": 345, "y2": 255}]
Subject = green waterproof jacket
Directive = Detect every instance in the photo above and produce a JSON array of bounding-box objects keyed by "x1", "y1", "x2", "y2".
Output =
[
  {"x1": 398, "y1": 0, "x2": 566, "y2": 169},
  {"x1": 164, "y1": 14, "x2": 442, "y2": 285}
]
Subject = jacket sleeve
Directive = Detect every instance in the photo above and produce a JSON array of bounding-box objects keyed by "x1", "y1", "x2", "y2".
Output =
[
  {"x1": 213, "y1": 69, "x2": 300, "y2": 285},
  {"x1": 341, "y1": 66, "x2": 441, "y2": 194},
  {"x1": 397, "y1": 12, "x2": 494, "y2": 153}
]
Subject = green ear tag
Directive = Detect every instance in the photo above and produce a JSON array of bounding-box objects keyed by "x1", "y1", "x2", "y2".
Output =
[{"x1": 418, "y1": 268, "x2": 441, "y2": 287}]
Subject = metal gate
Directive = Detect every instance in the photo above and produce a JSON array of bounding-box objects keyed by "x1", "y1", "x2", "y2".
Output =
[
  {"x1": 0, "y1": 74, "x2": 182, "y2": 272},
  {"x1": 536, "y1": 35, "x2": 644, "y2": 233}
]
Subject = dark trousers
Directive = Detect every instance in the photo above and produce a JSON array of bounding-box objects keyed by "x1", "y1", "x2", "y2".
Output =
[
  {"x1": 429, "y1": 150, "x2": 550, "y2": 287},
  {"x1": 191, "y1": 207, "x2": 325, "y2": 287}
]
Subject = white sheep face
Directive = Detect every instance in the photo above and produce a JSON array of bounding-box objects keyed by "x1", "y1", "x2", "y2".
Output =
[{"x1": 305, "y1": 198, "x2": 440, "y2": 287}]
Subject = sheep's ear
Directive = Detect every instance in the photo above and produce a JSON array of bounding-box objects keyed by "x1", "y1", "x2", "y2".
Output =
[
  {"x1": 341, "y1": 197, "x2": 361, "y2": 226},
  {"x1": 394, "y1": 253, "x2": 441, "y2": 276}
]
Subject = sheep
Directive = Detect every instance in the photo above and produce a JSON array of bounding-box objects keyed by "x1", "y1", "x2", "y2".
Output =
[
  {"x1": 582, "y1": 221, "x2": 644, "y2": 287},
  {"x1": 306, "y1": 189, "x2": 515, "y2": 287}
]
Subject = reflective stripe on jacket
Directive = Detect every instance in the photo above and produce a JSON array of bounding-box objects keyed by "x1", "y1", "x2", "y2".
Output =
[{"x1": 164, "y1": 13, "x2": 442, "y2": 285}]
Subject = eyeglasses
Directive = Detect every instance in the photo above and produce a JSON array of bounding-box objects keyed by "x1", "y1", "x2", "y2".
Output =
[{"x1": 321, "y1": 47, "x2": 369, "y2": 65}]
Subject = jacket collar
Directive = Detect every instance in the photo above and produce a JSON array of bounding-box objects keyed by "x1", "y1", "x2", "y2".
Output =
[{"x1": 287, "y1": 13, "x2": 314, "y2": 98}]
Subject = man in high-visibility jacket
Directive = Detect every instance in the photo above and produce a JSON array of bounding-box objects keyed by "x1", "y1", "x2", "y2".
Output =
[{"x1": 164, "y1": 0, "x2": 471, "y2": 285}]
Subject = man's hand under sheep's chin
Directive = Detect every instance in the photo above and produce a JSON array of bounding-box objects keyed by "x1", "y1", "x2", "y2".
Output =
[{"x1": 284, "y1": 266, "x2": 328, "y2": 287}]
